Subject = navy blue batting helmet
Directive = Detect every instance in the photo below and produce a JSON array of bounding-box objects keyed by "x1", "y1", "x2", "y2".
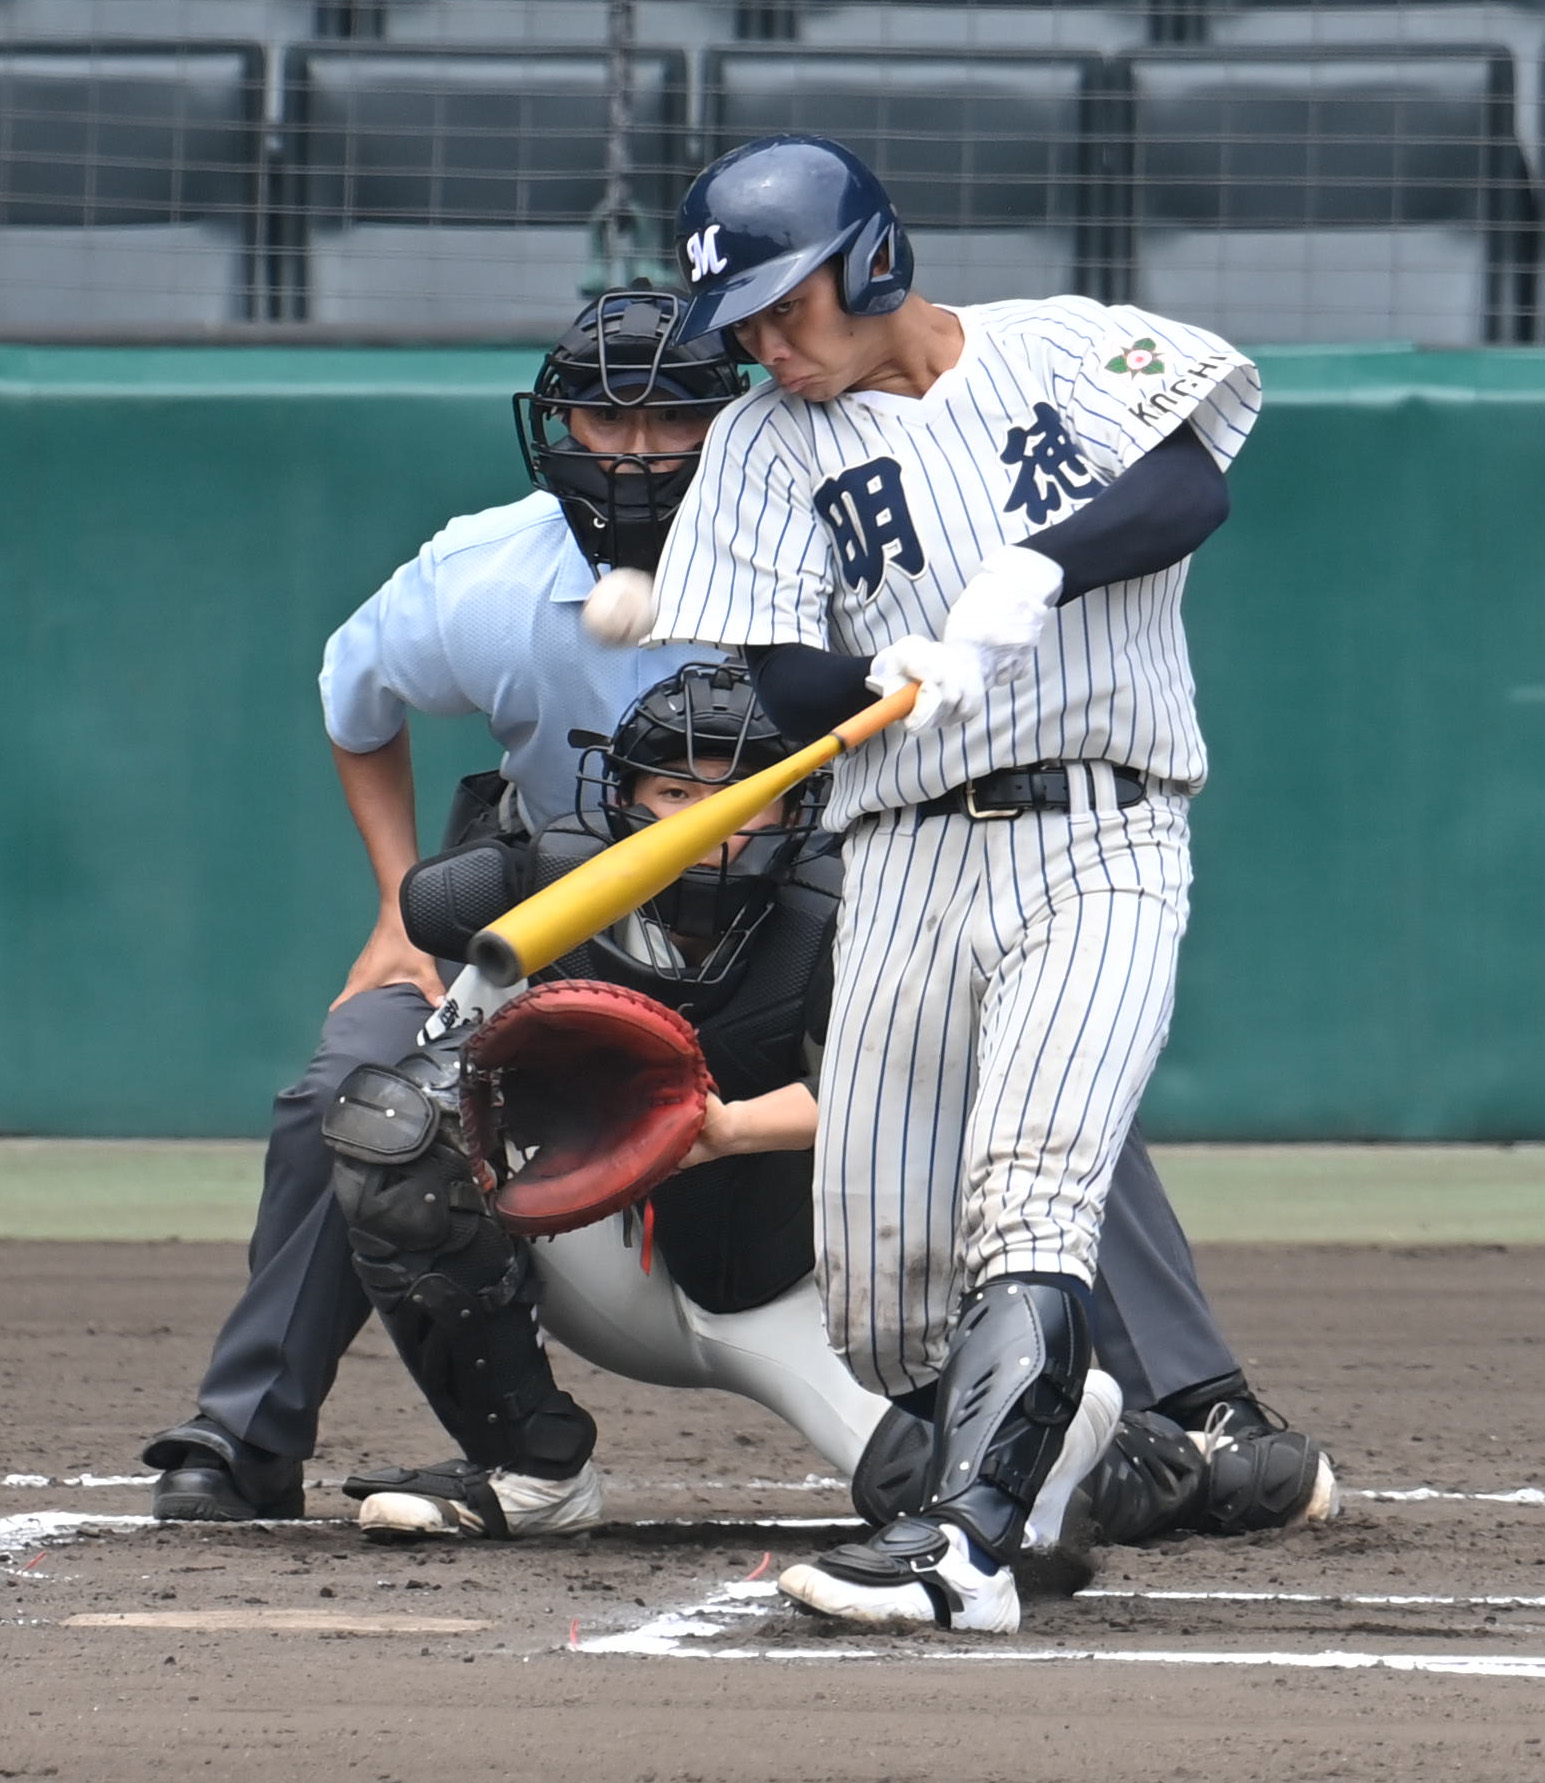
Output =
[{"x1": 674, "y1": 135, "x2": 914, "y2": 343}]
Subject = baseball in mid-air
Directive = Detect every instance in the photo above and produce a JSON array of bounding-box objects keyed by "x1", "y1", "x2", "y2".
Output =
[{"x1": 582, "y1": 567, "x2": 657, "y2": 645}]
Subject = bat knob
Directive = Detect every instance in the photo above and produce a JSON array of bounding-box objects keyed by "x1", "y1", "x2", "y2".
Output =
[{"x1": 468, "y1": 928, "x2": 523, "y2": 987}]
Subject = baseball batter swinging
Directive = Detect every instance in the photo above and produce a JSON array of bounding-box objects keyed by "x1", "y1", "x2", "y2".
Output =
[{"x1": 649, "y1": 135, "x2": 1262, "y2": 1632}]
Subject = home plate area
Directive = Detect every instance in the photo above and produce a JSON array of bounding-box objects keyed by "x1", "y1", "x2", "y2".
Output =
[{"x1": 6, "y1": 1240, "x2": 1545, "y2": 1781}]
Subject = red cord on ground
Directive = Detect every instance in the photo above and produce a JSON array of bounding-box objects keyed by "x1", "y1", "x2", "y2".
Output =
[
  {"x1": 21, "y1": 1551, "x2": 45, "y2": 1572},
  {"x1": 744, "y1": 1551, "x2": 772, "y2": 1581},
  {"x1": 568, "y1": 1617, "x2": 580, "y2": 1649}
]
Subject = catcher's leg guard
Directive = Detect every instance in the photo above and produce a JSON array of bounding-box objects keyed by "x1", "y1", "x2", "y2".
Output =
[
  {"x1": 1084, "y1": 1410, "x2": 1208, "y2": 1544},
  {"x1": 353, "y1": 1214, "x2": 595, "y2": 1477},
  {"x1": 1154, "y1": 1375, "x2": 1339, "y2": 1532},
  {"x1": 341, "y1": 1456, "x2": 604, "y2": 1543},
  {"x1": 1194, "y1": 1409, "x2": 1340, "y2": 1533},
  {"x1": 327, "y1": 1048, "x2": 595, "y2": 1478}
]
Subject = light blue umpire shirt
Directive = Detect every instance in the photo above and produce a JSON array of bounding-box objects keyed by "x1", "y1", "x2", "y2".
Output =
[{"x1": 319, "y1": 491, "x2": 717, "y2": 833}]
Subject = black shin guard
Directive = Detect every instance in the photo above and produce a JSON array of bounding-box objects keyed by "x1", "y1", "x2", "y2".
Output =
[
  {"x1": 850, "y1": 1404, "x2": 933, "y2": 1527},
  {"x1": 354, "y1": 1213, "x2": 595, "y2": 1478},
  {"x1": 920, "y1": 1278, "x2": 1090, "y2": 1563},
  {"x1": 1084, "y1": 1411, "x2": 1207, "y2": 1544},
  {"x1": 327, "y1": 1045, "x2": 595, "y2": 1480}
]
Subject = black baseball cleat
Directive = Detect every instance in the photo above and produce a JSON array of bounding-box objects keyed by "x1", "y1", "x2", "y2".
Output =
[{"x1": 143, "y1": 1417, "x2": 305, "y2": 1522}]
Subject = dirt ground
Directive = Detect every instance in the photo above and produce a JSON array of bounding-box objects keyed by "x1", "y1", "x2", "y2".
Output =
[{"x1": 4, "y1": 1240, "x2": 1544, "y2": 1783}]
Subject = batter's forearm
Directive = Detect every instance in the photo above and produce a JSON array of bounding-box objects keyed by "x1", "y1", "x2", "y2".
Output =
[
  {"x1": 331, "y1": 728, "x2": 421, "y2": 917},
  {"x1": 1028, "y1": 421, "x2": 1229, "y2": 603},
  {"x1": 744, "y1": 644, "x2": 873, "y2": 744}
]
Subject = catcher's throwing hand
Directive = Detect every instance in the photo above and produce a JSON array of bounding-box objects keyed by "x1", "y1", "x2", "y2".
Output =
[{"x1": 677, "y1": 1092, "x2": 735, "y2": 1170}]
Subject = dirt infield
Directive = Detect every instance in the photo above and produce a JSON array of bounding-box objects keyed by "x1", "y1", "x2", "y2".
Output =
[{"x1": 4, "y1": 1239, "x2": 1545, "y2": 1783}]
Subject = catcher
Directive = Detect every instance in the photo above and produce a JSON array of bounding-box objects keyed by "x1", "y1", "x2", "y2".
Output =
[{"x1": 326, "y1": 661, "x2": 1124, "y2": 1541}]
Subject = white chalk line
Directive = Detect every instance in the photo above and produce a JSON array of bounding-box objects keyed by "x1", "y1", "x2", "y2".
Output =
[
  {"x1": 0, "y1": 1507, "x2": 865, "y2": 1555},
  {"x1": 1082, "y1": 1588, "x2": 1545, "y2": 1608},
  {"x1": 572, "y1": 1581, "x2": 1545, "y2": 1676},
  {"x1": 7, "y1": 1472, "x2": 1541, "y2": 1505},
  {"x1": 11, "y1": 1512, "x2": 1545, "y2": 1681}
]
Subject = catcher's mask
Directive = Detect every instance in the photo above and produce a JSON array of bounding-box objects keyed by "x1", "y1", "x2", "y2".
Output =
[
  {"x1": 514, "y1": 284, "x2": 745, "y2": 574},
  {"x1": 570, "y1": 661, "x2": 825, "y2": 987}
]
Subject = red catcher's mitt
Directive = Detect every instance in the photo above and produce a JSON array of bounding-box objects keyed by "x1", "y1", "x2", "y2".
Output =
[{"x1": 460, "y1": 980, "x2": 713, "y2": 1237}]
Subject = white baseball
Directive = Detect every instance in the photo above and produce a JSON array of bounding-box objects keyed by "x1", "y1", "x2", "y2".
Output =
[{"x1": 581, "y1": 567, "x2": 657, "y2": 645}]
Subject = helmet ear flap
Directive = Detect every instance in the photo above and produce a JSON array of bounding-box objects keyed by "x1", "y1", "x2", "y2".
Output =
[{"x1": 840, "y1": 215, "x2": 914, "y2": 318}]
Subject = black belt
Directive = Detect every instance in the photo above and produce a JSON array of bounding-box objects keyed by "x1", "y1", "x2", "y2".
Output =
[{"x1": 914, "y1": 761, "x2": 1148, "y2": 821}]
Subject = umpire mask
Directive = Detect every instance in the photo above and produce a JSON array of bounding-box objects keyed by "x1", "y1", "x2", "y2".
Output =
[{"x1": 514, "y1": 286, "x2": 746, "y2": 574}]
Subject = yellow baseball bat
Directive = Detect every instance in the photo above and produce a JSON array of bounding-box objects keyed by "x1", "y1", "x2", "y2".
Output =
[{"x1": 468, "y1": 683, "x2": 919, "y2": 986}]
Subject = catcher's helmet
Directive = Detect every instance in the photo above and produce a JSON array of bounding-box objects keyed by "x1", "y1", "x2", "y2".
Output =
[
  {"x1": 674, "y1": 135, "x2": 914, "y2": 344},
  {"x1": 572, "y1": 662, "x2": 824, "y2": 986},
  {"x1": 515, "y1": 284, "x2": 745, "y2": 573},
  {"x1": 607, "y1": 658, "x2": 794, "y2": 790}
]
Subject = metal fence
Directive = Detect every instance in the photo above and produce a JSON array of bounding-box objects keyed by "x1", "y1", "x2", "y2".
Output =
[{"x1": 1, "y1": 0, "x2": 1540, "y2": 342}]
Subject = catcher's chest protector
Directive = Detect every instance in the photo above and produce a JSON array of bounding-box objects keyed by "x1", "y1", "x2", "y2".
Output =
[
  {"x1": 522, "y1": 828, "x2": 841, "y2": 1314},
  {"x1": 528, "y1": 826, "x2": 841, "y2": 1102}
]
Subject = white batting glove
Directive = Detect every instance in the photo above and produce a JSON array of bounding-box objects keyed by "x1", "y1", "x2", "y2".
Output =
[
  {"x1": 942, "y1": 544, "x2": 1064, "y2": 688},
  {"x1": 867, "y1": 635, "x2": 988, "y2": 735}
]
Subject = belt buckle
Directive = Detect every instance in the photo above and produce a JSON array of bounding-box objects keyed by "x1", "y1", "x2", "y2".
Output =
[{"x1": 963, "y1": 777, "x2": 1023, "y2": 820}]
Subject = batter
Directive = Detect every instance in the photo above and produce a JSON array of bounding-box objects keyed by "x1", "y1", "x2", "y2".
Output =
[{"x1": 650, "y1": 133, "x2": 1260, "y2": 1632}]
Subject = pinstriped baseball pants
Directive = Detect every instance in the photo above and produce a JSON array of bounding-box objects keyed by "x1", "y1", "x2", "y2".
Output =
[{"x1": 814, "y1": 774, "x2": 1192, "y2": 1397}]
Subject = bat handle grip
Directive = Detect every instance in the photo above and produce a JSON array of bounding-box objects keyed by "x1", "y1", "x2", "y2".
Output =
[{"x1": 830, "y1": 683, "x2": 919, "y2": 751}]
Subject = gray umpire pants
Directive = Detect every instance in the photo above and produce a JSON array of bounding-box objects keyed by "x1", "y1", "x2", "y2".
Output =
[
  {"x1": 1090, "y1": 1120, "x2": 1240, "y2": 1410},
  {"x1": 192, "y1": 982, "x2": 434, "y2": 1458}
]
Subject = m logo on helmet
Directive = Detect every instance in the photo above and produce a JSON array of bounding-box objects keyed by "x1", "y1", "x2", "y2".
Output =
[{"x1": 685, "y1": 225, "x2": 728, "y2": 284}]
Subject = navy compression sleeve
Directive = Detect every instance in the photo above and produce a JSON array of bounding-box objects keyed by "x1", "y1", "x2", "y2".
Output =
[
  {"x1": 1031, "y1": 421, "x2": 1228, "y2": 602},
  {"x1": 746, "y1": 422, "x2": 1229, "y2": 742},
  {"x1": 744, "y1": 643, "x2": 873, "y2": 745}
]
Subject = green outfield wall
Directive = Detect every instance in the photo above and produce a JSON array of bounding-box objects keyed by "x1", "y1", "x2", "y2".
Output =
[{"x1": 2, "y1": 343, "x2": 1543, "y2": 1140}]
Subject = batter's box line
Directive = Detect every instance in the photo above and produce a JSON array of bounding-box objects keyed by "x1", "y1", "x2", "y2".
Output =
[
  {"x1": 0, "y1": 1507, "x2": 868, "y2": 1559},
  {"x1": 7, "y1": 1474, "x2": 1543, "y2": 1505},
  {"x1": 571, "y1": 1581, "x2": 1545, "y2": 1676},
  {"x1": 2, "y1": 1471, "x2": 848, "y2": 1493}
]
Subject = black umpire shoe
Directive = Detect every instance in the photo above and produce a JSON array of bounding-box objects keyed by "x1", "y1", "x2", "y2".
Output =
[{"x1": 143, "y1": 1415, "x2": 305, "y2": 1521}]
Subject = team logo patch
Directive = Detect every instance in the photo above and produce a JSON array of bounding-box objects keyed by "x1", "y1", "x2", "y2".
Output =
[
  {"x1": 814, "y1": 457, "x2": 926, "y2": 599},
  {"x1": 684, "y1": 224, "x2": 728, "y2": 284},
  {"x1": 1106, "y1": 338, "x2": 1166, "y2": 377},
  {"x1": 1126, "y1": 351, "x2": 1238, "y2": 428},
  {"x1": 1001, "y1": 402, "x2": 1098, "y2": 527}
]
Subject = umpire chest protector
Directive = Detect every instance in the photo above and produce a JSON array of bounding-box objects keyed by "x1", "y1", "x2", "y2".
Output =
[{"x1": 527, "y1": 820, "x2": 842, "y2": 1313}]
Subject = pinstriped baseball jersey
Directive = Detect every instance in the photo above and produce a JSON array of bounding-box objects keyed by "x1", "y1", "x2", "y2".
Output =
[{"x1": 651, "y1": 297, "x2": 1259, "y2": 831}]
